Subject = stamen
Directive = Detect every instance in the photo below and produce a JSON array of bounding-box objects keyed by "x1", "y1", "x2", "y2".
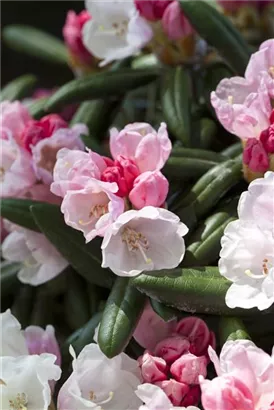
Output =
[
  {"x1": 0, "y1": 166, "x2": 5, "y2": 180},
  {"x1": 9, "y1": 393, "x2": 28, "y2": 410},
  {"x1": 122, "y1": 227, "x2": 152, "y2": 264},
  {"x1": 23, "y1": 257, "x2": 40, "y2": 268},
  {"x1": 79, "y1": 204, "x2": 108, "y2": 226},
  {"x1": 269, "y1": 66, "x2": 274, "y2": 78},
  {"x1": 227, "y1": 95, "x2": 234, "y2": 104},
  {"x1": 89, "y1": 391, "x2": 96, "y2": 400},
  {"x1": 99, "y1": 392, "x2": 114, "y2": 405},
  {"x1": 0, "y1": 378, "x2": 7, "y2": 386}
]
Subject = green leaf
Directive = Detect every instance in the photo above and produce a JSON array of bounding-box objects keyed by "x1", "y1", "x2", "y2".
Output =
[
  {"x1": 161, "y1": 67, "x2": 193, "y2": 146},
  {"x1": 1, "y1": 198, "x2": 43, "y2": 232},
  {"x1": 221, "y1": 142, "x2": 243, "y2": 159},
  {"x1": 171, "y1": 147, "x2": 226, "y2": 162},
  {"x1": 163, "y1": 157, "x2": 219, "y2": 179},
  {"x1": 12, "y1": 285, "x2": 36, "y2": 328},
  {"x1": 28, "y1": 97, "x2": 49, "y2": 119},
  {"x1": 1, "y1": 261, "x2": 21, "y2": 296},
  {"x1": 98, "y1": 277, "x2": 146, "y2": 358},
  {"x1": 45, "y1": 68, "x2": 159, "y2": 112},
  {"x1": 3, "y1": 25, "x2": 68, "y2": 65},
  {"x1": 30, "y1": 203, "x2": 114, "y2": 288},
  {"x1": 178, "y1": 1, "x2": 251, "y2": 75},
  {"x1": 131, "y1": 267, "x2": 260, "y2": 316},
  {"x1": 220, "y1": 317, "x2": 251, "y2": 343},
  {"x1": 150, "y1": 298, "x2": 179, "y2": 322},
  {"x1": 0, "y1": 74, "x2": 37, "y2": 102}
]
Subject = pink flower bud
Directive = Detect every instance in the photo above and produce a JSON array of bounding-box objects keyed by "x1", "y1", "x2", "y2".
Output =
[
  {"x1": 270, "y1": 110, "x2": 274, "y2": 124},
  {"x1": 154, "y1": 335, "x2": 190, "y2": 364},
  {"x1": 24, "y1": 325, "x2": 61, "y2": 366},
  {"x1": 170, "y1": 353, "x2": 207, "y2": 385},
  {"x1": 260, "y1": 125, "x2": 274, "y2": 154},
  {"x1": 135, "y1": 0, "x2": 172, "y2": 21},
  {"x1": 129, "y1": 170, "x2": 169, "y2": 209},
  {"x1": 63, "y1": 10, "x2": 93, "y2": 65},
  {"x1": 102, "y1": 156, "x2": 115, "y2": 167},
  {"x1": 138, "y1": 351, "x2": 168, "y2": 383},
  {"x1": 176, "y1": 317, "x2": 211, "y2": 357},
  {"x1": 21, "y1": 114, "x2": 68, "y2": 152},
  {"x1": 115, "y1": 155, "x2": 140, "y2": 191},
  {"x1": 162, "y1": 1, "x2": 194, "y2": 40},
  {"x1": 181, "y1": 385, "x2": 201, "y2": 407},
  {"x1": 243, "y1": 138, "x2": 269, "y2": 172},
  {"x1": 156, "y1": 379, "x2": 189, "y2": 406},
  {"x1": 101, "y1": 166, "x2": 128, "y2": 197}
]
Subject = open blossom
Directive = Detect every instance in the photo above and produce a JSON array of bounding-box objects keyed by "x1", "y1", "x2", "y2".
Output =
[
  {"x1": 58, "y1": 343, "x2": 142, "y2": 410},
  {"x1": 0, "y1": 309, "x2": 28, "y2": 357},
  {"x1": 219, "y1": 171, "x2": 274, "y2": 310},
  {"x1": 61, "y1": 179, "x2": 124, "y2": 242},
  {"x1": 110, "y1": 122, "x2": 172, "y2": 173},
  {"x1": 0, "y1": 354, "x2": 61, "y2": 410},
  {"x1": 24, "y1": 326, "x2": 61, "y2": 366},
  {"x1": 101, "y1": 206, "x2": 188, "y2": 277},
  {"x1": 2, "y1": 228, "x2": 68, "y2": 285},
  {"x1": 83, "y1": 0, "x2": 153, "y2": 67},
  {"x1": 200, "y1": 339, "x2": 274, "y2": 410},
  {"x1": 0, "y1": 100, "x2": 31, "y2": 143},
  {"x1": 136, "y1": 384, "x2": 200, "y2": 410}
]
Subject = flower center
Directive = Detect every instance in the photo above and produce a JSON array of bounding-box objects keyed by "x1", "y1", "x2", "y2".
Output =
[
  {"x1": 112, "y1": 20, "x2": 128, "y2": 37},
  {"x1": 0, "y1": 166, "x2": 5, "y2": 181},
  {"x1": 89, "y1": 390, "x2": 114, "y2": 405},
  {"x1": 9, "y1": 393, "x2": 28, "y2": 410},
  {"x1": 269, "y1": 66, "x2": 274, "y2": 78},
  {"x1": 79, "y1": 204, "x2": 109, "y2": 226},
  {"x1": 245, "y1": 258, "x2": 272, "y2": 279},
  {"x1": 122, "y1": 227, "x2": 152, "y2": 264}
]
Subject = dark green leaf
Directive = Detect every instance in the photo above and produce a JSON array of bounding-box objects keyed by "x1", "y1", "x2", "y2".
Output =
[
  {"x1": 0, "y1": 74, "x2": 37, "y2": 102},
  {"x1": 150, "y1": 298, "x2": 179, "y2": 322},
  {"x1": 98, "y1": 277, "x2": 146, "y2": 358},
  {"x1": 28, "y1": 97, "x2": 49, "y2": 119},
  {"x1": 1, "y1": 261, "x2": 21, "y2": 296},
  {"x1": 11, "y1": 285, "x2": 36, "y2": 328},
  {"x1": 221, "y1": 142, "x2": 243, "y2": 159},
  {"x1": 1, "y1": 198, "x2": 44, "y2": 232},
  {"x1": 30, "y1": 203, "x2": 114, "y2": 288},
  {"x1": 220, "y1": 317, "x2": 251, "y2": 344}
]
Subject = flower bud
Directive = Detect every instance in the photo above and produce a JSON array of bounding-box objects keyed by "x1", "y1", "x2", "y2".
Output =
[
  {"x1": 138, "y1": 351, "x2": 168, "y2": 383},
  {"x1": 135, "y1": 0, "x2": 172, "y2": 21},
  {"x1": 181, "y1": 385, "x2": 201, "y2": 407},
  {"x1": 170, "y1": 353, "x2": 207, "y2": 385},
  {"x1": 115, "y1": 155, "x2": 140, "y2": 191},
  {"x1": 260, "y1": 125, "x2": 274, "y2": 154},
  {"x1": 162, "y1": 1, "x2": 194, "y2": 40},
  {"x1": 243, "y1": 138, "x2": 269, "y2": 172},
  {"x1": 176, "y1": 317, "x2": 211, "y2": 357},
  {"x1": 101, "y1": 166, "x2": 128, "y2": 197},
  {"x1": 129, "y1": 170, "x2": 168, "y2": 209},
  {"x1": 156, "y1": 379, "x2": 189, "y2": 406},
  {"x1": 154, "y1": 335, "x2": 190, "y2": 364},
  {"x1": 25, "y1": 325, "x2": 61, "y2": 366}
]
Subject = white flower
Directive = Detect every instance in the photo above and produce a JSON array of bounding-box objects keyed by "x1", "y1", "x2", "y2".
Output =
[
  {"x1": 136, "y1": 384, "x2": 200, "y2": 410},
  {"x1": 101, "y1": 206, "x2": 188, "y2": 277},
  {"x1": 0, "y1": 354, "x2": 61, "y2": 410},
  {"x1": 57, "y1": 343, "x2": 142, "y2": 410},
  {"x1": 2, "y1": 228, "x2": 68, "y2": 286},
  {"x1": 0, "y1": 310, "x2": 28, "y2": 357},
  {"x1": 83, "y1": 0, "x2": 153, "y2": 66}
]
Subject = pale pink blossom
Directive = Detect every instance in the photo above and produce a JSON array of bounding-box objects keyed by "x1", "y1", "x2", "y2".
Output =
[
  {"x1": 61, "y1": 179, "x2": 124, "y2": 242},
  {"x1": 101, "y1": 206, "x2": 188, "y2": 277},
  {"x1": 133, "y1": 302, "x2": 177, "y2": 351},
  {"x1": 32, "y1": 124, "x2": 86, "y2": 184},
  {"x1": 0, "y1": 100, "x2": 31, "y2": 143},
  {"x1": 110, "y1": 122, "x2": 172, "y2": 173},
  {"x1": 138, "y1": 352, "x2": 168, "y2": 383},
  {"x1": 0, "y1": 309, "x2": 28, "y2": 357},
  {"x1": 135, "y1": 0, "x2": 172, "y2": 21},
  {"x1": 129, "y1": 170, "x2": 169, "y2": 209},
  {"x1": 2, "y1": 228, "x2": 68, "y2": 286},
  {"x1": 51, "y1": 148, "x2": 106, "y2": 197},
  {"x1": 0, "y1": 138, "x2": 36, "y2": 197},
  {"x1": 162, "y1": 1, "x2": 194, "y2": 40},
  {"x1": 24, "y1": 325, "x2": 61, "y2": 366},
  {"x1": 154, "y1": 335, "x2": 190, "y2": 364},
  {"x1": 170, "y1": 353, "x2": 207, "y2": 385},
  {"x1": 200, "y1": 340, "x2": 274, "y2": 410}
]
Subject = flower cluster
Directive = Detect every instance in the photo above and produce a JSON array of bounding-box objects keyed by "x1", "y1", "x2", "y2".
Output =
[
  {"x1": 135, "y1": 304, "x2": 215, "y2": 407},
  {"x1": 0, "y1": 100, "x2": 87, "y2": 285},
  {"x1": 51, "y1": 122, "x2": 189, "y2": 277},
  {"x1": 219, "y1": 171, "x2": 274, "y2": 310},
  {"x1": 211, "y1": 39, "x2": 274, "y2": 182}
]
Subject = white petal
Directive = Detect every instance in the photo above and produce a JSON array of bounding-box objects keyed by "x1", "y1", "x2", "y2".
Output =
[
  {"x1": 2, "y1": 231, "x2": 30, "y2": 262},
  {"x1": 225, "y1": 283, "x2": 273, "y2": 310},
  {"x1": 0, "y1": 310, "x2": 28, "y2": 356}
]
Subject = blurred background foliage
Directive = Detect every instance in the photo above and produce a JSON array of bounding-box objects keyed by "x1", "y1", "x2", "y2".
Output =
[{"x1": 1, "y1": 1, "x2": 84, "y2": 86}]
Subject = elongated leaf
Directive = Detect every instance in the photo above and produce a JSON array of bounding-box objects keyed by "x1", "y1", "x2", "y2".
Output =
[
  {"x1": 164, "y1": 157, "x2": 219, "y2": 179},
  {"x1": 28, "y1": 97, "x2": 49, "y2": 119},
  {"x1": 0, "y1": 74, "x2": 37, "y2": 102},
  {"x1": 45, "y1": 68, "x2": 159, "y2": 112},
  {"x1": 131, "y1": 267, "x2": 261, "y2": 316},
  {"x1": 1, "y1": 261, "x2": 21, "y2": 296},
  {"x1": 161, "y1": 67, "x2": 193, "y2": 146},
  {"x1": 221, "y1": 142, "x2": 242, "y2": 159},
  {"x1": 30, "y1": 203, "x2": 114, "y2": 288},
  {"x1": 220, "y1": 317, "x2": 251, "y2": 344},
  {"x1": 178, "y1": 1, "x2": 251, "y2": 74},
  {"x1": 3, "y1": 25, "x2": 68, "y2": 64},
  {"x1": 98, "y1": 277, "x2": 146, "y2": 358},
  {"x1": 12, "y1": 285, "x2": 36, "y2": 328},
  {"x1": 171, "y1": 147, "x2": 226, "y2": 162},
  {"x1": 1, "y1": 198, "x2": 43, "y2": 232},
  {"x1": 150, "y1": 298, "x2": 179, "y2": 322}
]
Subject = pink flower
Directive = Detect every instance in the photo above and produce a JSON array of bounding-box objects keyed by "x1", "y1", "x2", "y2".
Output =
[
  {"x1": 101, "y1": 206, "x2": 188, "y2": 277},
  {"x1": 170, "y1": 353, "x2": 207, "y2": 385},
  {"x1": 110, "y1": 122, "x2": 172, "y2": 173},
  {"x1": 61, "y1": 179, "x2": 124, "y2": 242},
  {"x1": 154, "y1": 335, "x2": 190, "y2": 364},
  {"x1": 51, "y1": 148, "x2": 105, "y2": 197},
  {"x1": 63, "y1": 10, "x2": 93, "y2": 65},
  {"x1": 135, "y1": 0, "x2": 172, "y2": 21},
  {"x1": 176, "y1": 317, "x2": 213, "y2": 357},
  {"x1": 156, "y1": 379, "x2": 190, "y2": 406},
  {"x1": 0, "y1": 139, "x2": 36, "y2": 197},
  {"x1": 0, "y1": 101, "x2": 31, "y2": 143},
  {"x1": 181, "y1": 385, "x2": 201, "y2": 407},
  {"x1": 243, "y1": 138, "x2": 269, "y2": 172},
  {"x1": 32, "y1": 124, "x2": 86, "y2": 184},
  {"x1": 133, "y1": 302, "x2": 177, "y2": 351},
  {"x1": 20, "y1": 114, "x2": 68, "y2": 152},
  {"x1": 200, "y1": 340, "x2": 274, "y2": 410},
  {"x1": 138, "y1": 352, "x2": 168, "y2": 383},
  {"x1": 162, "y1": 1, "x2": 194, "y2": 40},
  {"x1": 25, "y1": 325, "x2": 61, "y2": 366},
  {"x1": 260, "y1": 123, "x2": 274, "y2": 153},
  {"x1": 129, "y1": 170, "x2": 169, "y2": 209}
]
